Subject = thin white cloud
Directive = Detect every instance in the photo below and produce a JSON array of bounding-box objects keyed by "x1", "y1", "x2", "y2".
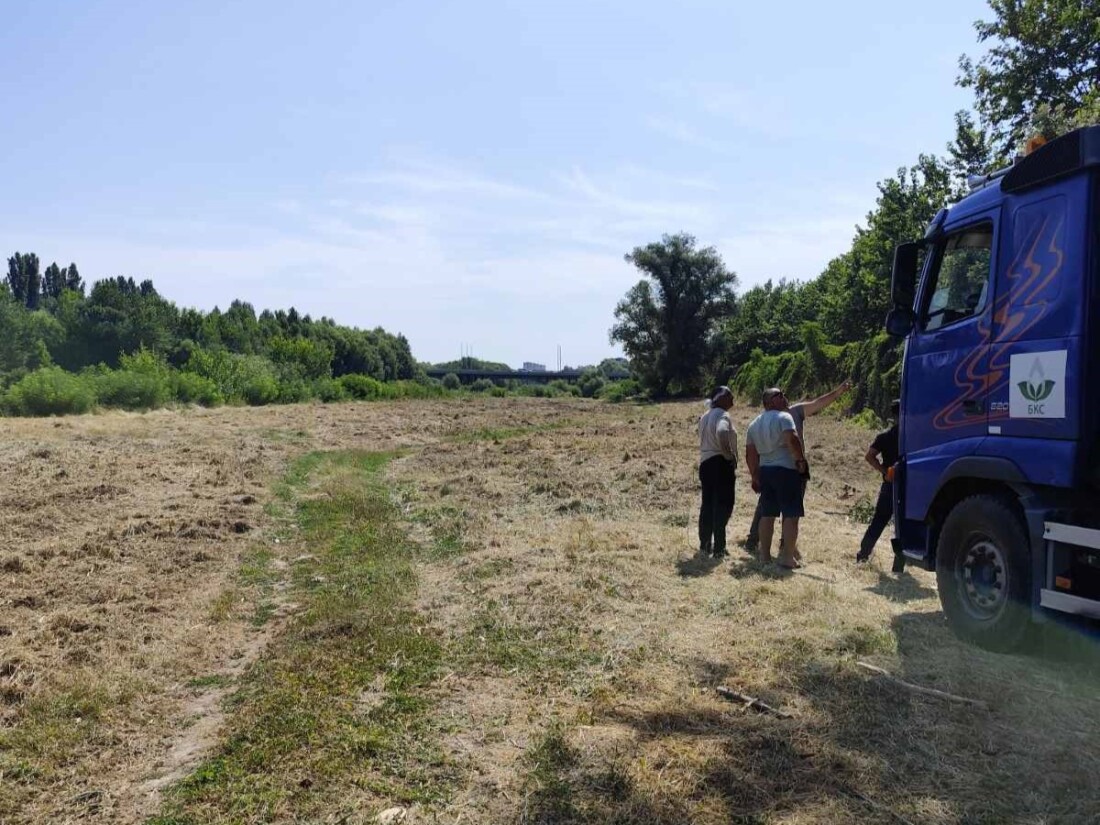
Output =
[{"x1": 645, "y1": 116, "x2": 730, "y2": 153}]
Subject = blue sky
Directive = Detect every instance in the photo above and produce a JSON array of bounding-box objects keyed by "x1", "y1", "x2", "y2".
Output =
[{"x1": 1, "y1": 0, "x2": 990, "y2": 367}]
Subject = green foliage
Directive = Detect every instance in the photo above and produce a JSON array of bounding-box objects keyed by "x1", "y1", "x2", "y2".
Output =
[
  {"x1": 170, "y1": 371, "x2": 223, "y2": 407},
  {"x1": 595, "y1": 357, "x2": 631, "y2": 380},
  {"x1": 598, "y1": 379, "x2": 640, "y2": 403},
  {"x1": 432, "y1": 357, "x2": 510, "y2": 372},
  {"x1": 848, "y1": 495, "x2": 877, "y2": 524},
  {"x1": 610, "y1": 233, "x2": 737, "y2": 398},
  {"x1": 90, "y1": 369, "x2": 171, "y2": 410},
  {"x1": 183, "y1": 348, "x2": 279, "y2": 405},
  {"x1": 312, "y1": 377, "x2": 349, "y2": 403},
  {"x1": 441, "y1": 372, "x2": 461, "y2": 390},
  {"x1": 469, "y1": 378, "x2": 496, "y2": 392},
  {"x1": 339, "y1": 373, "x2": 387, "y2": 400},
  {"x1": 548, "y1": 379, "x2": 581, "y2": 397},
  {"x1": 0, "y1": 288, "x2": 62, "y2": 385},
  {"x1": 731, "y1": 333, "x2": 900, "y2": 420},
  {"x1": 4, "y1": 367, "x2": 95, "y2": 416},
  {"x1": 958, "y1": 0, "x2": 1100, "y2": 156},
  {"x1": 576, "y1": 369, "x2": 606, "y2": 398},
  {"x1": 268, "y1": 335, "x2": 333, "y2": 380}
]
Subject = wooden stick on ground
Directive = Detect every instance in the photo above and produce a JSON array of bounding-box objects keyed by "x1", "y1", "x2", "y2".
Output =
[
  {"x1": 856, "y1": 662, "x2": 989, "y2": 710},
  {"x1": 715, "y1": 686, "x2": 793, "y2": 718}
]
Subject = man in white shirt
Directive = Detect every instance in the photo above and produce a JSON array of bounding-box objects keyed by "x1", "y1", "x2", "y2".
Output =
[
  {"x1": 744, "y1": 379, "x2": 850, "y2": 553},
  {"x1": 745, "y1": 387, "x2": 808, "y2": 568},
  {"x1": 698, "y1": 386, "x2": 738, "y2": 558}
]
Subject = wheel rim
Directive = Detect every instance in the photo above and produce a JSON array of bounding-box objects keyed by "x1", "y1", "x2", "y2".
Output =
[{"x1": 958, "y1": 536, "x2": 1008, "y2": 620}]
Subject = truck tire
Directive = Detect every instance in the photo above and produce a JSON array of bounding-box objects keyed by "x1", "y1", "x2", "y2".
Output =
[{"x1": 936, "y1": 494, "x2": 1032, "y2": 652}]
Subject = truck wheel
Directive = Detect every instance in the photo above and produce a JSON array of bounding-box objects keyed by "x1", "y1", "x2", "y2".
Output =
[{"x1": 936, "y1": 494, "x2": 1032, "y2": 652}]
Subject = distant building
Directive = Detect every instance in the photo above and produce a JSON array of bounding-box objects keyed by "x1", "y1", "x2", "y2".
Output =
[{"x1": 522, "y1": 362, "x2": 546, "y2": 372}]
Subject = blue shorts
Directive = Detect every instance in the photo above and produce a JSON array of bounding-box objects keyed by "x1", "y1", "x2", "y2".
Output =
[{"x1": 759, "y1": 466, "x2": 805, "y2": 518}]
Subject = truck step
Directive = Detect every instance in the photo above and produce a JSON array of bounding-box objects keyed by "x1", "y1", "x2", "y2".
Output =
[
  {"x1": 1042, "y1": 522, "x2": 1100, "y2": 614},
  {"x1": 1044, "y1": 522, "x2": 1100, "y2": 550},
  {"x1": 1039, "y1": 589, "x2": 1100, "y2": 619}
]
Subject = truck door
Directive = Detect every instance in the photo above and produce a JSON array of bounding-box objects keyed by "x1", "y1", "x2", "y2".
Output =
[{"x1": 902, "y1": 216, "x2": 997, "y2": 521}]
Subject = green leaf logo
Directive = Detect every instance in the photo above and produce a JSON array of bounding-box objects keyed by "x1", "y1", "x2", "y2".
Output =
[{"x1": 1018, "y1": 379, "x2": 1055, "y2": 402}]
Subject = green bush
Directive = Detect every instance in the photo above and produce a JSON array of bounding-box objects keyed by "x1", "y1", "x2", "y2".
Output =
[
  {"x1": 470, "y1": 378, "x2": 495, "y2": 392},
  {"x1": 276, "y1": 378, "x2": 314, "y2": 404},
  {"x1": 577, "y1": 369, "x2": 606, "y2": 398},
  {"x1": 183, "y1": 348, "x2": 281, "y2": 405},
  {"x1": 4, "y1": 367, "x2": 95, "y2": 416},
  {"x1": 92, "y1": 369, "x2": 171, "y2": 410},
  {"x1": 313, "y1": 378, "x2": 348, "y2": 403},
  {"x1": 489, "y1": 386, "x2": 507, "y2": 398},
  {"x1": 548, "y1": 379, "x2": 580, "y2": 397},
  {"x1": 599, "y1": 379, "x2": 640, "y2": 403},
  {"x1": 441, "y1": 372, "x2": 461, "y2": 391},
  {"x1": 241, "y1": 375, "x2": 279, "y2": 405},
  {"x1": 339, "y1": 374, "x2": 386, "y2": 400},
  {"x1": 171, "y1": 371, "x2": 223, "y2": 407}
]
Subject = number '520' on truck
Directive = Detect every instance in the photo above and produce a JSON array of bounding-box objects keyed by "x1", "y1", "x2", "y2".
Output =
[{"x1": 886, "y1": 125, "x2": 1100, "y2": 651}]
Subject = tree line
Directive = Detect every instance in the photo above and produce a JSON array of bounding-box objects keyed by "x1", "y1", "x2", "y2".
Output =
[
  {"x1": 611, "y1": 0, "x2": 1099, "y2": 415},
  {"x1": 0, "y1": 252, "x2": 428, "y2": 415}
]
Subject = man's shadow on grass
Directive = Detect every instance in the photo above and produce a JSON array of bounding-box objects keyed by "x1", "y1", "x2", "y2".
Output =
[
  {"x1": 726, "y1": 556, "x2": 794, "y2": 580},
  {"x1": 867, "y1": 570, "x2": 937, "y2": 603},
  {"x1": 676, "y1": 553, "x2": 723, "y2": 578}
]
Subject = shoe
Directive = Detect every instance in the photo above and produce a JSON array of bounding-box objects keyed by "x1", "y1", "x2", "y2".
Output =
[
  {"x1": 855, "y1": 552, "x2": 870, "y2": 564},
  {"x1": 713, "y1": 549, "x2": 729, "y2": 559},
  {"x1": 743, "y1": 538, "x2": 758, "y2": 554},
  {"x1": 699, "y1": 543, "x2": 712, "y2": 557},
  {"x1": 891, "y1": 553, "x2": 906, "y2": 573}
]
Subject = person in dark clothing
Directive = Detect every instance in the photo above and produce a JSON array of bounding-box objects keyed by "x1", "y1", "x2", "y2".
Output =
[
  {"x1": 856, "y1": 400, "x2": 903, "y2": 571},
  {"x1": 698, "y1": 386, "x2": 738, "y2": 558}
]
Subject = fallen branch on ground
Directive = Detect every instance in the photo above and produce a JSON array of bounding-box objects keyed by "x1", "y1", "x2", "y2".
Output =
[
  {"x1": 856, "y1": 662, "x2": 988, "y2": 709},
  {"x1": 715, "y1": 686, "x2": 792, "y2": 718}
]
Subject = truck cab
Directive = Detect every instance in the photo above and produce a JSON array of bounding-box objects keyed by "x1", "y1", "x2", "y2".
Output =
[{"x1": 886, "y1": 125, "x2": 1100, "y2": 650}]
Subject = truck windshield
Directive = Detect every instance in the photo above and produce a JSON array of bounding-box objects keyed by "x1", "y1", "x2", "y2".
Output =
[{"x1": 923, "y1": 224, "x2": 993, "y2": 331}]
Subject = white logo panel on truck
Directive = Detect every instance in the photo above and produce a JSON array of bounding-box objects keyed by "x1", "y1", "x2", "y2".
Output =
[{"x1": 1009, "y1": 350, "x2": 1067, "y2": 418}]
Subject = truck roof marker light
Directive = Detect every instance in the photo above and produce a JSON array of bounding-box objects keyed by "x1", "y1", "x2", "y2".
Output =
[
  {"x1": 1025, "y1": 133, "x2": 1048, "y2": 155},
  {"x1": 1003, "y1": 126, "x2": 1100, "y2": 194}
]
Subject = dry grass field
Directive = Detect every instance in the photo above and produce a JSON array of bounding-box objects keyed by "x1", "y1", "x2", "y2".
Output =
[{"x1": 2, "y1": 397, "x2": 1098, "y2": 824}]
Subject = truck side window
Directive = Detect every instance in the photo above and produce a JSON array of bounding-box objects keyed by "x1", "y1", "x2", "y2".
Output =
[{"x1": 922, "y1": 224, "x2": 993, "y2": 331}]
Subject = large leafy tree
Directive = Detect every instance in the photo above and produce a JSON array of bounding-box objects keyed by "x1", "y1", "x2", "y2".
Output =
[
  {"x1": 947, "y1": 110, "x2": 997, "y2": 183},
  {"x1": 610, "y1": 233, "x2": 737, "y2": 397},
  {"x1": 959, "y1": 0, "x2": 1100, "y2": 156},
  {"x1": 818, "y1": 154, "x2": 956, "y2": 343},
  {"x1": 718, "y1": 279, "x2": 820, "y2": 371}
]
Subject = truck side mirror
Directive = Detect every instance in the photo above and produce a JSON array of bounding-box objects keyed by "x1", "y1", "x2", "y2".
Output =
[
  {"x1": 886, "y1": 307, "x2": 915, "y2": 337},
  {"x1": 891, "y1": 241, "x2": 921, "y2": 310}
]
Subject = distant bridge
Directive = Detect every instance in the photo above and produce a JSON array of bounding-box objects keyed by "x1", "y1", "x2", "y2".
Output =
[{"x1": 425, "y1": 368, "x2": 583, "y2": 384}]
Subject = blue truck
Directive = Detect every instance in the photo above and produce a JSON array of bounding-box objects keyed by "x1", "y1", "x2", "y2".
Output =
[{"x1": 886, "y1": 125, "x2": 1100, "y2": 651}]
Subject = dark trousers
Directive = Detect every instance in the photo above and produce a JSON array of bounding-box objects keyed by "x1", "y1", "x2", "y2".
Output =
[
  {"x1": 699, "y1": 456, "x2": 735, "y2": 554},
  {"x1": 859, "y1": 482, "x2": 894, "y2": 558}
]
